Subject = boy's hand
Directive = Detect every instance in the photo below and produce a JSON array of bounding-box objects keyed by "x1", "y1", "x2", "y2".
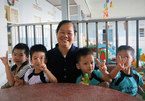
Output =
[
  {"x1": 41, "y1": 64, "x2": 47, "y2": 72},
  {"x1": 14, "y1": 76, "x2": 24, "y2": 87},
  {"x1": 96, "y1": 59, "x2": 108, "y2": 74},
  {"x1": 79, "y1": 81, "x2": 86, "y2": 85},
  {"x1": 117, "y1": 55, "x2": 127, "y2": 70},
  {"x1": 40, "y1": 57, "x2": 48, "y2": 72},
  {"x1": 0, "y1": 51, "x2": 9, "y2": 66}
]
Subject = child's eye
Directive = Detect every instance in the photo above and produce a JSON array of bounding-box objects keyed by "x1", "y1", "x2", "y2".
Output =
[
  {"x1": 126, "y1": 56, "x2": 129, "y2": 58},
  {"x1": 91, "y1": 62, "x2": 94, "y2": 64},
  {"x1": 83, "y1": 63, "x2": 87, "y2": 65},
  {"x1": 20, "y1": 54, "x2": 23, "y2": 56},
  {"x1": 41, "y1": 57, "x2": 44, "y2": 59},
  {"x1": 13, "y1": 53, "x2": 17, "y2": 56}
]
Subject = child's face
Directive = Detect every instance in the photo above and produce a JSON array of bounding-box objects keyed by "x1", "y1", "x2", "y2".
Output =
[
  {"x1": 76, "y1": 54, "x2": 94, "y2": 75},
  {"x1": 12, "y1": 49, "x2": 29, "y2": 66},
  {"x1": 117, "y1": 50, "x2": 134, "y2": 68},
  {"x1": 30, "y1": 52, "x2": 46, "y2": 70}
]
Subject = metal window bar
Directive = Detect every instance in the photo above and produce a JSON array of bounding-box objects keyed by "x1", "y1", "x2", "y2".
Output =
[
  {"x1": 50, "y1": 24, "x2": 53, "y2": 49},
  {"x1": 136, "y1": 20, "x2": 139, "y2": 68},
  {"x1": 115, "y1": 21, "x2": 118, "y2": 52},
  {"x1": 33, "y1": 25, "x2": 36, "y2": 45},
  {"x1": 17, "y1": 26, "x2": 20, "y2": 43},
  {"x1": 105, "y1": 21, "x2": 109, "y2": 65},
  {"x1": 126, "y1": 21, "x2": 129, "y2": 45},
  {"x1": 96, "y1": 22, "x2": 99, "y2": 59},
  {"x1": 25, "y1": 26, "x2": 28, "y2": 45},
  {"x1": 42, "y1": 25, "x2": 44, "y2": 45},
  {"x1": 77, "y1": 23, "x2": 79, "y2": 47},
  {"x1": 86, "y1": 22, "x2": 88, "y2": 47}
]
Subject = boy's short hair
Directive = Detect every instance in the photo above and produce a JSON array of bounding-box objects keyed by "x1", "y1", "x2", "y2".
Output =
[
  {"x1": 56, "y1": 20, "x2": 77, "y2": 35},
  {"x1": 116, "y1": 45, "x2": 135, "y2": 58},
  {"x1": 76, "y1": 47, "x2": 93, "y2": 64},
  {"x1": 30, "y1": 44, "x2": 47, "y2": 60},
  {"x1": 12, "y1": 43, "x2": 29, "y2": 57}
]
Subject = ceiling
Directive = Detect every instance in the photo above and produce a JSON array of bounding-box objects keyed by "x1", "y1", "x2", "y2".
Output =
[{"x1": 46, "y1": 0, "x2": 91, "y2": 16}]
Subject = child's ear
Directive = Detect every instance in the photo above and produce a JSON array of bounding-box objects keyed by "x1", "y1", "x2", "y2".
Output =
[
  {"x1": 76, "y1": 63, "x2": 80, "y2": 69},
  {"x1": 116, "y1": 58, "x2": 118, "y2": 63},
  {"x1": 26, "y1": 55, "x2": 29, "y2": 60},
  {"x1": 45, "y1": 59, "x2": 47, "y2": 63},
  {"x1": 30, "y1": 59, "x2": 32, "y2": 64}
]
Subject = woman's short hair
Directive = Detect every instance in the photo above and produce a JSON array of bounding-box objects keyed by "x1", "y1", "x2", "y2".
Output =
[{"x1": 56, "y1": 20, "x2": 77, "y2": 35}]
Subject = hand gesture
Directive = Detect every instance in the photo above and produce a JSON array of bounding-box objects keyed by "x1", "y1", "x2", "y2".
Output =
[
  {"x1": 0, "y1": 51, "x2": 9, "y2": 66},
  {"x1": 14, "y1": 76, "x2": 24, "y2": 87},
  {"x1": 79, "y1": 77, "x2": 89, "y2": 85},
  {"x1": 96, "y1": 59, "x2": 107, "y2": 74},
  {"x1": 117, "y1": 55, "x2": 127, "y2": 70},
  {"x1": 79, "y1": 81, "x2": 86, "y2": 85},
  {"x1": 39, "y1": 57, "x2": 47, "y2": 72}
]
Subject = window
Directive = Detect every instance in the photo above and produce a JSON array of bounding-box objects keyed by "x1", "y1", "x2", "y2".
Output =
[
  {"x1": 103, "y1": 29, "x2": 113, "y2": 43},
  {"x1": 139, "y1": 28, "x2": 144, "y2": 37}
]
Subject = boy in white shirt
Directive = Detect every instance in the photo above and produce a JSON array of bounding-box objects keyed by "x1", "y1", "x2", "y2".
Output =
[{"x1": 24, "y1": 44, "x2": 57, "y2": 85}]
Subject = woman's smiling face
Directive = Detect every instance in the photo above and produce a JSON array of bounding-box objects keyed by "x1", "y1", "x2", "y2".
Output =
[{"x1": 57, "y1": 23, "x2": 74, "y2": 48}]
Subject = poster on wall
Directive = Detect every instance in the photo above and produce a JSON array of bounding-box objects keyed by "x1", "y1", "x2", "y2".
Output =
[{"x1": 5, "y1": 5, "x2": 19, "y2": 23}]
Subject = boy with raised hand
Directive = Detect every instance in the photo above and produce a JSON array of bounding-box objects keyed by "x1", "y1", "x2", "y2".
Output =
[
  {"x1": 76, "y1": 47, "x2": 111, "y2": 86},
  {"x1": 110, "y1": 45, "x2": 144, "y2": 96},
  {"x1": 24, "y1": 44, "x2": 57, "y2": 85},
  {"x1": 0, "y1": 43, "x2": 30, "y2": 88}
]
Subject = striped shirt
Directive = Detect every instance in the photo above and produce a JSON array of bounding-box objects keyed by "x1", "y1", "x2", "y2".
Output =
[{"x1": 11, "y1": 60, "x2": 31, "y2": 79}]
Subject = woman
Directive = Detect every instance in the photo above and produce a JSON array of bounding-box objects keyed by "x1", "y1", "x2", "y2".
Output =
[{"x1": 46, "y1": 20, "x2": 81, "y2": 83}]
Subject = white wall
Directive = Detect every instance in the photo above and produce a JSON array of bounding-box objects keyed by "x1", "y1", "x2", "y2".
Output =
[
  {"x1": 0, "y1": 0, "x2": 8, "y2": 87},
  {"x1": 87, "y1": 0, "x2": 145, "y2": 19},
  {"x1": 109, "y1": 0, "x2": 145, "y2": 18},
  {"x1": 7, "y1": 0, "x2": 62, "y2": 23}
]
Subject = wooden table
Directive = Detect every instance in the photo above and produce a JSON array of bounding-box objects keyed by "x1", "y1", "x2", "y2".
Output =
[{"x1": 0, "y1": 83, "x2": 143, "y2": 101}]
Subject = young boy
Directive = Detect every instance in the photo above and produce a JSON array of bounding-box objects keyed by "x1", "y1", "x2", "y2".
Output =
[
  {"x1": 75, "y1": 47, "x2": 111, "y2": 86},
  {"x1": 110, "y1": 45, "x2": 144, "y2": 96},
  {"x1": 24, "y1": 44, "x2": 57, "y2": 85},
  {"x1": 0, "y1": 43, "x2": 31, "y2": 88}
]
